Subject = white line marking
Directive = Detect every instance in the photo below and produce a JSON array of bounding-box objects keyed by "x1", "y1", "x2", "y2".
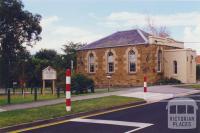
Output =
[
  {"x1": 125, "y1": 127, "x2": 144, "y2": 133},
  {"x1": 70, "y1": 118, "x2": 153, "y2": 132}
]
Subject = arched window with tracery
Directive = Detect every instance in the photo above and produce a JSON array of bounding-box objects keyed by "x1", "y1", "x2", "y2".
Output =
[
  {"x1": 88, "y1": 53, "x2": 95, "y2": 73},
  {"x1": 128, "y1": 50, "x2": 136, "y2": 73},
  {"x1": 107, "y1": 52, "x2": 114, "y2": 73}
]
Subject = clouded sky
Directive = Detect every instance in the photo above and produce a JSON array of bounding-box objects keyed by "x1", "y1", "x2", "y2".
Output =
[{"x1": 22, "y1": 0, "x2": 200, "y2": 54}]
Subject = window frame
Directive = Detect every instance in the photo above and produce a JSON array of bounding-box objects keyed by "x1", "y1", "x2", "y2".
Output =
[
  {"x1": 88, "y1": 53, "x2": 95, "y2": 73},
  {"x1": 173, "y1": 60, "x2": 178, "y2": 74},
  {"x1": 107, "y1": 52, "x2": 114, "y2": 73},
  {"x1": 157, "y1": 50, "x2": 162, "y2": 73},
  {"x1": 128, "y1": 50, "x2": 137, "y2": 73}
]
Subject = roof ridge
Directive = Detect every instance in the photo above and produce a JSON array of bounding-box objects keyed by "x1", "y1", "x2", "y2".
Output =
[{"x1": 137, "y1": 29, "x2": 148, "y2": 43}]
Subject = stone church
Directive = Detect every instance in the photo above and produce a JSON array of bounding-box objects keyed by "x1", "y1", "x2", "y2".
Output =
[{"x1": 76, "y1": 29, "x2": 196, "y2": 87}]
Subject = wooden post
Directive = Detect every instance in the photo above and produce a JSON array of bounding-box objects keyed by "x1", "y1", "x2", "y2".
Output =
[
  {"x1": 42, "y1": 80, "x2": 45, "y2": 95},
  {"x1": 52, "y1": 80, "x2": 55, "y2": 95}
]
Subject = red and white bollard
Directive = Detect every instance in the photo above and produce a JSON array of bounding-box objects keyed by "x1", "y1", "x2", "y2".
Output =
[
  {"x1": 66, "y1": 69, "x2": 71, "y2": 111},
  {"x1": 144, "y1": 76, "x2": 147, "y2": 93}
]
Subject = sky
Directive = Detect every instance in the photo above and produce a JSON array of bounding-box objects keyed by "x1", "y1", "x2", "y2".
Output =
[{"x1": 22, "y1": 0, "x2": 200, "y2": 54}]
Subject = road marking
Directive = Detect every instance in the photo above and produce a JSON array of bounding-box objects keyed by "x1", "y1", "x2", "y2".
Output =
[
  {"x1": 125, "y1": 127, "x2": 146, "y2": 133},
  {"x1": 70, "y1": 118, "x2": 153, "y2": 133},
  {"x1": 10, "y1": 102, "x2": 154, "y2": 133}
]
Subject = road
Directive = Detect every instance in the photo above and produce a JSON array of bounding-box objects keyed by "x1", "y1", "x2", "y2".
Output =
[{"x1": 17, "y1": 93, "x2": 200, "y2": 133}]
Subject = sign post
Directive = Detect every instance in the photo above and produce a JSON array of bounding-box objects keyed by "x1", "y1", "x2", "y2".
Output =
[
  {"x1": 42, "y1": 66, "x2": 57, "y2": 95},
  {"x1": 106, "y1": 75, "x2": 112, "y2": 92}
]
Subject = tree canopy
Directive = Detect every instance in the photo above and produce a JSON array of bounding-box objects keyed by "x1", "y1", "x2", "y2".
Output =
[
  {"x1": 62, "y1": 42, "x2": 86, "y2": 70},
  {"x1": 0, "y1": 0, "x2": 42, "y2": 88}
]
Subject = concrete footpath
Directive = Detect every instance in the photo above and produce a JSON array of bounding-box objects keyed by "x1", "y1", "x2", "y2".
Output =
[{"x1": 0, "y1": 85, "x2": 199, "y2": 112}]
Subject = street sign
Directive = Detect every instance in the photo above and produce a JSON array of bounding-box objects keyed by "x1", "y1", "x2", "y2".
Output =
[{"x1": 42, "y1": 66, "x2": 57, "y2": 80}]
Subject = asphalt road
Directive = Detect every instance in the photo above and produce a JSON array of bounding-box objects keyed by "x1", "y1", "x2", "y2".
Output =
[{"x1": 21, "y1": 93, "x2": 200, "y2": 133}]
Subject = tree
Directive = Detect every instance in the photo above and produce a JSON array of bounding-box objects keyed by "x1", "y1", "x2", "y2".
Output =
[
  {"x1": 30, "y1": 49, "x2": 64, "y2": 87},
  {"x1": 62, "y1": 42, "x2": 86, "y2": 69},
  {"x1": 35, "y1": 49, "x2": 57, "y2": 61},
  {"x1": 0, "y1": 0, "x2": 42, "y2": 88},
  {"x1": 144, "y1": 16, "x2": 170, "y2": 38}
]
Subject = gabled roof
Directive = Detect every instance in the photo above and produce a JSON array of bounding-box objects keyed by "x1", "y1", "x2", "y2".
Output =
[
  {"x1": 42, "y1": 66, "x2": 56, "y2": 72},
  {"x1": 80, "y1": 29, "x2": 151, "y2": 50}
]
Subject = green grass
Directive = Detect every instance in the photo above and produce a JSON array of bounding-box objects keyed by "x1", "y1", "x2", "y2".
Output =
[
  {"x1": 0, "y1": 94, "x2": 65, "y2": 106},
  {"x1": 0, "y1": 88, "x2": 121, "y2": 106},
  {"x1": 177, "y1": 84, "x2": 200, "y2": 89},
  {"x1": 0, "y1": 96, "x2": 143, "y2": 128}
]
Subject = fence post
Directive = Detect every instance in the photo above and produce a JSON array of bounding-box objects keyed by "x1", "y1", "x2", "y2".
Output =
[
  {"x1": 34, "y1": 87, "x2": 37, "y2": 101},
  {"x1": 13, "y1": 87, "x2": 15, "y2": 95},
  {"x1": 57, "y1": 88, "x2": 60, "y2": 98},
  {"x1": 7, "y1": 88, "x2": 11, "y2": 104},
  {"x1": 144, "y1": 75, "x2": 147, "y2": 92},
  {"x1": 66, "y1": 69, "x2": 71, "y2": 111}
]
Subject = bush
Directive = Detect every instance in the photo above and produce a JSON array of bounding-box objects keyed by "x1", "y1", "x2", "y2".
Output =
[
  {"x1": 196, "y1": 65, "x2": 200, "y2": 80},
  {"x1": 155, "y1": 77, "x2": 181, "y2": 85},
  {"x1": 71, "y1": 74, "x2": 94, "y2": 94}
]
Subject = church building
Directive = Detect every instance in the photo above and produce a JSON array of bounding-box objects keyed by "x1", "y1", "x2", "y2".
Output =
[{"x1": 76, "y1": 29, "x2": 196, "y2": 87}]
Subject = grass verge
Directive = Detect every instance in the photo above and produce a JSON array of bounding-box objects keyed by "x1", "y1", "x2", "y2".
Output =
[
  {"x1": 177, "y1": 84, "x2": 200, "y2": 89},
  {"x1": 0, "y1": 95, "x2": 143, "y2": 128},
  {"x1": 0, "y1": 88, "x2": 122, "y2": 106},
  {"x1": 0, "y1": 94, "x2": 65, "y2": 106}
]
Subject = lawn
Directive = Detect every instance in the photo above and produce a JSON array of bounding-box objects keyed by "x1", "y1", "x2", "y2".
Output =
[
  {"x1": 0, "y1": 88, "x2": 121, "y2": 106},
  {"x1": 177, "y1": 84, "x2": 200, "y2": 89},
  {"x1": 0, "y1": 95, "x2": 143, "y2": 128},
  {"x1": 0, "y1": 93, "x2": 65, "y2": 105}
]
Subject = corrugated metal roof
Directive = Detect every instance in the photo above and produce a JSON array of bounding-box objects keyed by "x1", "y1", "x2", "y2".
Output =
[{"x1": 80, "y1": 29, "x2": 151, "y2": 50}]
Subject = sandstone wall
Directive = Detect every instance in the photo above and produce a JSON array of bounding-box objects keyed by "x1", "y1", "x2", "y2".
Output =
[{"x1": 76, "y1": 44, "x2": 176, "y2": 87}]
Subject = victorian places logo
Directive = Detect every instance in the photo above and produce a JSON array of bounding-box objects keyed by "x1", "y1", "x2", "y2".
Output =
[{"x1": 166, "y1": 98, "x2": 198, "y2": 129}]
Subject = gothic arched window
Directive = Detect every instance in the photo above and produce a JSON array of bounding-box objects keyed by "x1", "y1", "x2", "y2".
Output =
[
  {"x1": 88, "y1": 53, "x2": 95, "y2": 73},
  {"x1": 107, "y1": 52, "x2": 114, "y2": 73},
  {"x1": 128, "y1": 50, "x2": 136, "y2": 72}
]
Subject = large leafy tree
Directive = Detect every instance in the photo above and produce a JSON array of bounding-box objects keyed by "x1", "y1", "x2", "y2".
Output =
[
  {"x1": 30, "y1": 49, "x2": 61, "y2": 87},
  {"x1": 35, "y1": 49, "x2": 57, "y2": 61},
  {"x1": 62, "y1": 42, "x2": 86, "y2": 70},
  {"x1": 0, "y1": 0, "x2": 42, "y2": 88}
]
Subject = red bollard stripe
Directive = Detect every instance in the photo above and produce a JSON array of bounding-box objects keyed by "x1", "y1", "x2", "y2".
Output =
[
  {"x1": 66, "y1": 69, "x2": 71, "y2": 76},
  {"x1": 66, "y1": 84, "x2": 71, "y2": 91},
  {"x1": 66, "y1": 99, "x2": 71, "y2": 106},
  {"x1": 144, "y1": 76, "x2": 147, "y2": 82}
]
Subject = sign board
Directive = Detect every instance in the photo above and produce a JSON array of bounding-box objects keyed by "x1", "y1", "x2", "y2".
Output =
[
  {"x1": 13, "y1": 82, "x2": 17, "y2": 85},
  {"x1": 42, "y1": 66, "x2": 57, "y2": 80}
]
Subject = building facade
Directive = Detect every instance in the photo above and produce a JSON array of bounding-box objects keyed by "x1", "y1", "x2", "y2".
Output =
[{"x1": 76, "y1": 29, "x2": 196, "y2": 87}]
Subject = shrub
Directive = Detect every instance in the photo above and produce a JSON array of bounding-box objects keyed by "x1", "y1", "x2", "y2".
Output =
[
  {"x1": 196, "y1": 65, "x2": 200, "y2": 80},
  {"x1": 71, "y1": 74, "x2": 94, "y2": 94},
  {"x1": 155, "y1": 77, "x2": 181, "y2": 85}
]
